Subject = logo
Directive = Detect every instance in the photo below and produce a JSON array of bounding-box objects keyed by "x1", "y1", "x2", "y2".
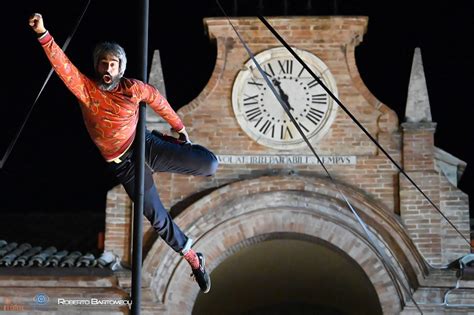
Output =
[
  {"x1": 2, "y1": 297, "x2": 25, "y2": 311},
  {"x1": 34, "y1": 293, "x2": 49, "y2": 305}
]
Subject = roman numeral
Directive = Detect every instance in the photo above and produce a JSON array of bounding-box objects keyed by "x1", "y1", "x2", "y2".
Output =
[
  {"x1": 259, "y1": 119, "x2": 273, "y2": 135},
  {"x1": 311, "y1": 93, "x2": 327, "y2": 104},
  {"x1": 297, "y1": 67, "x2": 305, "y2": 78},
  {"x1": 280, "y1": 125, "x2": 294, "y2": 139},
  {"x1": 299, "y1": 122, "x2": 310, "y2": 133},
  {"x1": 307, "y1": 107, "x2": 324, "y2": 126},
  {"x1": 278, "y1": 59, "x2": 293, "y2": 74},
  {"x1": 307, "y1": 78, "x2": 320, "y2": 88},
  {"x1": 243, "y1": 94, "x2": 259, "y2": 106},
  {"x1": 245, "y1": 107, "x2": 262, "y2": 121},
  {"x1": 264, "y1": 63, "x2": 275, "y2": 77},
  {"x1": 247, "y1": 78, "x2": 263, "y2": 89}
]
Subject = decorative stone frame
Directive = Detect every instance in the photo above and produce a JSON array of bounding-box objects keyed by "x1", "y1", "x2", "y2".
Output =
[{"x1": 141, "y1": 176, "x2": 427, "y2": 314}]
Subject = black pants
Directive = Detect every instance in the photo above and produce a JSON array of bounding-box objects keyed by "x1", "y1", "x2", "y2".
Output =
[{"x1": 108, "y1": 130, "x2": 218, "y2": 252}]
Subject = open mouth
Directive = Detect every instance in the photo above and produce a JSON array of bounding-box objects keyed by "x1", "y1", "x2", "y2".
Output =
[{"x1": 103, "y1": 74, "x2": 112, "y2": 84}]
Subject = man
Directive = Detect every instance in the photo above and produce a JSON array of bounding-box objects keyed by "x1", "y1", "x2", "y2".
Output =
[{"x1": 28, "y1": 13, "x2": 217, "y2": 293}]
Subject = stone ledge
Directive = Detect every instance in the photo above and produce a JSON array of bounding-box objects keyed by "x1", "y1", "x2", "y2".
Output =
[{"x1": 0, "y1": 271, "x2": 116, "y2": 288}]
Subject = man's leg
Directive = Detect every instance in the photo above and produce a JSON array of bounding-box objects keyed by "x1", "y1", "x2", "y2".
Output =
[
  {"x1": 142, "y1": 185, "x2": 192, "y2": 252},
  {"x1": 145, "y1": 130, "x2": 218, "y2": 176},
  {"x1": 109, "y1": 154, "x2": 190, "y2": 253},
  {"x1": 109, "y1": 145, "x2": 212, "y2": 293},
  {"x1": 143, "y1": 130, "x2": 217, "y2": 293}
]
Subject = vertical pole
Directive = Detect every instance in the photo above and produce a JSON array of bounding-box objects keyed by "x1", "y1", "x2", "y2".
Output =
[
  {"x1": 283, "y1": 0, "x2": 288, "y2": 15},
  {"x1": 233, "y1": 0, "x2": 238, "y2": 16},
  {"x1": 333, "y1": 0, "x2": 339, "y2": 14},
  {"x1": 131, "y1": 0, "x2": 149, "y2": 314},
  {"x1": 257, "y1": 0, "x2": 264, "y2": 14}
]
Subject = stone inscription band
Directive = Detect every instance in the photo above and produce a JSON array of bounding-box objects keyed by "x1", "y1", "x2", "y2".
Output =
[{"x1": 217, "y1": 155, "x2": 356, "y2": 165}]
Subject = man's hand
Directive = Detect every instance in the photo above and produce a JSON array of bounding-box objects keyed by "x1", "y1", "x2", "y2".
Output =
[
  {"x1": 177, "y1": 129, "x2": 191, "y2": 144},
  {"x1": 28, "y1": 13, "x2": 47, "y2": 34},
  {"x1": 170, "y1": 128, "x2": 191, "y2": 144}
]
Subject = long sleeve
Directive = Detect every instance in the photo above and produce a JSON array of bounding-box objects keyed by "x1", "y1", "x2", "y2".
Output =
[
  {"x1": 35, "y1": 33, "x2": 185, "y2": 162},
  {"x1": 134, "y1": 80, "x2": 185, "y2": 132},
  {"x1": 38, "y1": 32, "x2": 91, "y2": 104}
]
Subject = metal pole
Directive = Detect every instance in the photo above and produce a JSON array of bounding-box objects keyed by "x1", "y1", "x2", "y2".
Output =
[
  {"x1": 333, "y1": 0, "x2": 339, "y2": 14},
  {"x1": 131, "y1": 0, "x2": 148, "y2": 313}
]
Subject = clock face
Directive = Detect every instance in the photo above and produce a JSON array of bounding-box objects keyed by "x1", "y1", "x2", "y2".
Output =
[{"x1": 231, "y1": 47, "x2": 338, "y2": 150}]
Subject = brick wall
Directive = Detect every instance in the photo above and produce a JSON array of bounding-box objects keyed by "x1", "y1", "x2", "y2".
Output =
[
  {"x1": 400, "y1": 122, "x2": 470, "y2": 265},
  {"x1": 104, "y1": 186, "x2": 132, "y2": 265}
]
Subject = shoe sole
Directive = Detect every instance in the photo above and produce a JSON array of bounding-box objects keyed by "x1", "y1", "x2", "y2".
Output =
[{"x1": 198, "y1": 253, "x2": 211, "y2": 293}]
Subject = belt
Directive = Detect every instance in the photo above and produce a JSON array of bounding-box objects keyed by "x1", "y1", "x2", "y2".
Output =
[
  {"x1": 110, "y1": 156, "x2": 124, "y2": 164},
  {"x1": 108, "y1": 148, "x2": 133, "y2": 164}
]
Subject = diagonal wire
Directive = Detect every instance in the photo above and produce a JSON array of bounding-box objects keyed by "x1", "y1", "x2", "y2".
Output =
[
  {"x1": 0, "y1": 0, "x2": 92, "y2": 170},
  {"x1": 215, "y1": 1, "x2": 424, "y2": 312},
  {"x1": 256, "y1": 15, "x2": 471, "y2": 249}
]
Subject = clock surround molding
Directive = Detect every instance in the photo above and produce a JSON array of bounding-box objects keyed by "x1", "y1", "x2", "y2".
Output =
[{"x1": 231, "y1": 46, "x2": 339, "y2": 150}]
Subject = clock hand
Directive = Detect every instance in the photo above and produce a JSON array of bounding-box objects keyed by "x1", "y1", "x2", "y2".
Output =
[{"x1": 272, "y1": 78, "x2": 293, "y2": 111}]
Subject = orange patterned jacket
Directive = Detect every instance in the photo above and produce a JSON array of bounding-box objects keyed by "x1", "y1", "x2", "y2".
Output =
[{"x1": 38, "y1": 32, "x2": 184, "y2": 162}]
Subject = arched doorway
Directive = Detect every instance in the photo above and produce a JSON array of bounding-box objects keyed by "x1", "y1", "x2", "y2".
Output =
[
  {"x1": 193, "y1": 235, "x2": 382, "y2": 314},
  {"x1": 143, "y1": 176, "x2": 425, "y2": 314}
]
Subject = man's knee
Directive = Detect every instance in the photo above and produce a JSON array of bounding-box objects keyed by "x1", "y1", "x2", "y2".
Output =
[
  {"x1": 205, "y1": 156, "x2": 218, "y2": 176},
  {"x1": 201, "y1": 152, "x2": 218, "y2": 176},
  {"x1": 191, "y1": 145, "x2": 219, "y2": 176}
]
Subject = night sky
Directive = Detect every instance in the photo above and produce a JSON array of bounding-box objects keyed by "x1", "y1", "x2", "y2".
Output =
[{"x1": 0, "y1": 0, "x2": 472, "y2": 250}]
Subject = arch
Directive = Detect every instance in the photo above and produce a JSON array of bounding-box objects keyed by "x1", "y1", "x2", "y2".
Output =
[
  {"x1": 193, "y1": 233, "x2": 383, "y2": 314},
  {"x1": 178, "y1": 35, "x2": 232, "y2": 116},
  {"x1": 142, "y1": 175, "x2": 427, "y2": 314},
  {"x1": 344, "y1": 43, "x2": 399, "y2": 133}
]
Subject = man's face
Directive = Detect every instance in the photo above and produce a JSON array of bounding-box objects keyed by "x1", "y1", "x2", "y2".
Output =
[{"x1": 96, "y1": 53, "x2": 121, "y2": 91}]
